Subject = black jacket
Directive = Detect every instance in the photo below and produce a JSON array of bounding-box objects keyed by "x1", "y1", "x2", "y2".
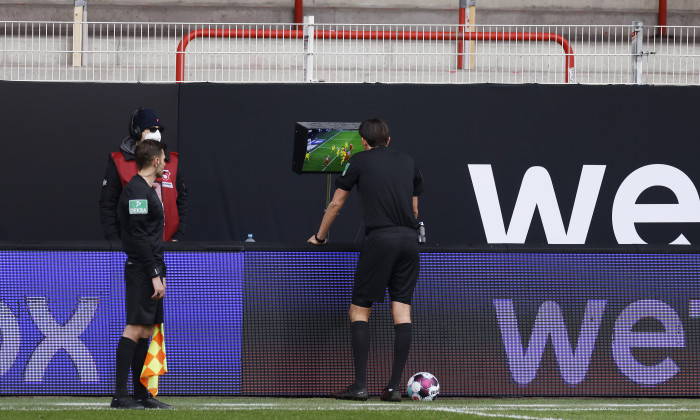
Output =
[
  {"x1": 117, "y1": 174, "x2": 165, "y2": 278},
  {"x1": 99, "y1": 137, "x2": 188, "y2": 241},
  {"x1": 335, "y1": 146, "x2": 423, "y2": 230}
]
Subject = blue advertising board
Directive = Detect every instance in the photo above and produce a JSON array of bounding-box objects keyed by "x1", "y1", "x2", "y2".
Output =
[
  {"x1": 0, "y1": 251, "x2": 243, "y2": 394},
  {"x1": 1, "y1": 248, "x2": 700, "y2": 396}
]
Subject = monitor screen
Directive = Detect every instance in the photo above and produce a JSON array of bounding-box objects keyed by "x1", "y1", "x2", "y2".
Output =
[{"x1": 292, "y1": 122, "x2": 363, "y2": 174}]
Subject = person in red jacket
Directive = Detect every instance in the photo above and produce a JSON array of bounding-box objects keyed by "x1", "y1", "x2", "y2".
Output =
[{"x1": 100, "y1": 108, "x2": 188, "y2": 242}]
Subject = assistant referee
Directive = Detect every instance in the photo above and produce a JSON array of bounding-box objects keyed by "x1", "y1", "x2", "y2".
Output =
[
  {"x1": 111, "y1": 140, "x2": 172, "y2": 410},
  {"x1": 308, "y1": 118, "x2": 424, "y2": 402}
]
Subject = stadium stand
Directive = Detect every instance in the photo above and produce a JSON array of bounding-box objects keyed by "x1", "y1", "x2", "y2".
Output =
[
  {"x1": 1, "y1": 1, "x2": 699, "y2": 84},
  {"x1": 3, "y1": 0, "x2": 699, "y2": 26}
]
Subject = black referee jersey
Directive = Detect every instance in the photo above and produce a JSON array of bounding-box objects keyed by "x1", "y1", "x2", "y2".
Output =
[
  {"x1": 117, "y1": 174, "x2": 165, "y2": 278},
  {"x1": 335, "y1": 146, "x2": 423, "y2": 231}
]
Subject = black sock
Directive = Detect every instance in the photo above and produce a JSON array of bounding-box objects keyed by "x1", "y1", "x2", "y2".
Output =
[
  {"x1": 132, "y1": 338, "x2": 150, "y2": 400},
  {"x1": 387, "y1": 323, "x2": 412, "y2": 390},
  {"x1": 115, "y1": 337, "x2": 137, "y2": 397},
  {"x1": 350, "y1": 321, "x2": 369, "y2": 392}
]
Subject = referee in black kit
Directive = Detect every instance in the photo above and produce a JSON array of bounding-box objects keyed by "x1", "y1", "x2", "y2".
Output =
[
  {"x1": 111, "y1": 140, "x2": 172, "y2": 410},
  {"x1": 308, "y1": 118, "x2": 424, "y2": 402}
]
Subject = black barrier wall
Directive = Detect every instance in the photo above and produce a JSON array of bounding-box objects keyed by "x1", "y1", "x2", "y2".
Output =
[
  {"x1": 179, "y1": 83, "x2": 700, "y2": 245},
  {"x1": 2, "y1": 82, "x2": 700, "y2": 245},
  {"x1": 0, "y1": 81, "x2": 178, "y2": 241}
]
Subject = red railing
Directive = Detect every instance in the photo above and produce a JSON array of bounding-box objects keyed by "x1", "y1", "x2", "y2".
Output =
[
  {"x1": 295, "y1": 0, "x2": 303, "y2": 25},
  {"x1": 458, "y1": 6, "x2": 467, "y2": 70},
  {"x1": 175, "y1": 28, "x2": 575, "y2": 83},
  {"x1": 658, "y1": 0, "x2": 667, "y2": 36}
]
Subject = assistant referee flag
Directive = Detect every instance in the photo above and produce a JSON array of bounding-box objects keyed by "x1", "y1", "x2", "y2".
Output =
[{"x1": 140, "y1": 323, "x2": 168, "y2": 396}]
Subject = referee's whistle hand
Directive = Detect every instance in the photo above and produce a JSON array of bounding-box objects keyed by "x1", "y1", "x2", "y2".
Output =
[{"x1": 151, "y1": 276, "x2": 165, "y2": 300}]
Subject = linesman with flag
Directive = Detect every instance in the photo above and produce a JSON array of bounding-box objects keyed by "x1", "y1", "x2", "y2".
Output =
[{"x1": 111, "y1": 140, "x2": 172, "y2": 410}]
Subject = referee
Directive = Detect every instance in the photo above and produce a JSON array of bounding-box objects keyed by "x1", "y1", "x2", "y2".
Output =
[
  {"x1": 308, "y1": 118, "x2": 424, "y2": 402},
  {"x1": 111, "y1": 140, "x2": 172, "y2": 410}
]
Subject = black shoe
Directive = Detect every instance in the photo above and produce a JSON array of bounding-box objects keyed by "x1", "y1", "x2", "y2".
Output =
[
  {"x1": 331, "y1": 386, "x2": 369, "y2": 401},
  {"x1": 380, "y1": 388, "x2": 402, "y2": 402},
  {"x1": 110, "y1": 396, "x2": 145, "y2": 410},
  {"x1": 135, "y1": 396, "x2": 173, "y2": 409}
]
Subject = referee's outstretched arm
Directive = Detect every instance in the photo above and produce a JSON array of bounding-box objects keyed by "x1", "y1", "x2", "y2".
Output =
[{"x1": 308, "y1": 188, "x2": 350, "y2": 245}]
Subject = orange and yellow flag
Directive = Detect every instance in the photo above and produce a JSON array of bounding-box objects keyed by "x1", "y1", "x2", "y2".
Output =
[{"x1": 140, "y1": 323, "x2": 167, "y2": 396}]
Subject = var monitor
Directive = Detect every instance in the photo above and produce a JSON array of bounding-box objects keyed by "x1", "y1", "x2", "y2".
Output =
[{"x1": 292, "y1": 122, "x2": 363, "y2": 174}]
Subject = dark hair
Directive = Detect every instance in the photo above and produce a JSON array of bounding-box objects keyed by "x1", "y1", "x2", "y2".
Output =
[
  {"x1": 359, "y1": 118, "x2": 390, "y2": 147},
  {"x1": 135, "y1": 140, "x2": 166, "y2": 170}
]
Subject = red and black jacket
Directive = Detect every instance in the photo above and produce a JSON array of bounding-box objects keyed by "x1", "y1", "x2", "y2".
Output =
[{"x1": 99, "y1": 138, "x2": 188, "y2": 242}]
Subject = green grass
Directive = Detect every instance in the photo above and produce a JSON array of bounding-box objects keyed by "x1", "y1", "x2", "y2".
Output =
[
  {"x1": 4, "y1": 397, "x2": 700, "y2": 419},
  {"x1": 304, "y1": 130, "x2": 363, "y2": 173}
]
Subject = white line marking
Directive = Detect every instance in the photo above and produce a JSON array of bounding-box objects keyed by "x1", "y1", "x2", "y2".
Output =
[
  {"x1": 202, "y1": 403, "x2": 279, "y2": 407},
  {"x1": 475, "y1": 403, "x2": 678, "y2": 409},
  {"x1": 483, "y1": 408, "x2": 700, "y2": 412},
  {"x1": 313, "y1": 130, "x2": 343, "y2": 153},
  {"x1": 320, "y1": 136, "x2": 355, "y2": 172},
  {"x1": 321, "y1": 154, "x2": 342, "y2": 172},
  {"x1": 434, "y1": 407, "x2": 561, "y2": 420}
]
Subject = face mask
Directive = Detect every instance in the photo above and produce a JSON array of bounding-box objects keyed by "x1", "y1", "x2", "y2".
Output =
[{"x1": 144, "y1": 130, "x2": 161, "y2": 142}]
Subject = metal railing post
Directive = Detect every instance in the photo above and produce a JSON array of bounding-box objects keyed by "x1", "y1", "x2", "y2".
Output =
[
  {"x1": 303, "y1": 16, "x2": 315, "y2": 83},
  {"x1": 72, "y1": 0, "x2": 87, "y2": 67},
  {"x1": 457, "y1": 0, "x2": 476, "y2": 71},
  {"x1": 632, "y1": 21, "x2": 644, "y2": 85}
]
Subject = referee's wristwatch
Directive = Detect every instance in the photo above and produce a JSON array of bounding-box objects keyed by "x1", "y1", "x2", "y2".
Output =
[{"x1": 315, "y1": 234, "x2": 327, "y2": 244}]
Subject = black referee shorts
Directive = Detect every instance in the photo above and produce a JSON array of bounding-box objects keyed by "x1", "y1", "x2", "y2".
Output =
[
  {"x1": 352, "y1": 226, "x2": 420, "y2": 308},
  {"x1": 124, "y1": 259, "x2": 164, "y2": 325}
]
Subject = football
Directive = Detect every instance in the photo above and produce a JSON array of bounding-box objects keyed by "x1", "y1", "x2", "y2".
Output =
[{"x1": 407, "y1": 372, "x2": 440, "y2": 401}]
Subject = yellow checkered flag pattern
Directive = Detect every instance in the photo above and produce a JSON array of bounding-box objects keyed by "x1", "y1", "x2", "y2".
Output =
[{"x1": 140, "y1": 323, "x2": 167, "y2": 396}]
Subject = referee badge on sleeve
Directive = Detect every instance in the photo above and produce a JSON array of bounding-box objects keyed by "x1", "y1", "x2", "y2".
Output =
[
  {"x1": 129, "y1": 199, "x2": 148, "y2": 214},
  {"x1": 343, "y1": 163, "x2": 350, "y2": 176}
]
